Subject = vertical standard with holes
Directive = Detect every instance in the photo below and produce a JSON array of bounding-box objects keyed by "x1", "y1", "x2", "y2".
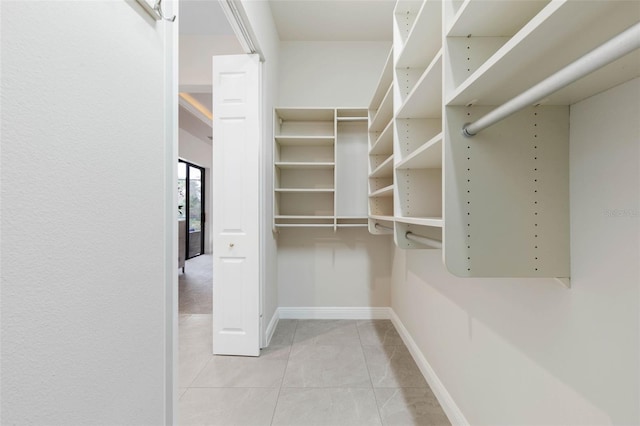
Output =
[{"x1": 444, "y1": 105, "x2": 570, "y2": 277}]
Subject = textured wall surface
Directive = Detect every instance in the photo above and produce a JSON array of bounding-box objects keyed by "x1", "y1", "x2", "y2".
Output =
[{"x1": 1, "y1": 2, "x2": 169, "y2": 423}]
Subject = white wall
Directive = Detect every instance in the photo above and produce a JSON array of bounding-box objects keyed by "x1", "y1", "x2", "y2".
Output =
[
  {"x1": 179, "y1": 128, "x2": 213, "y2": 254},
  {"x1": 276, "y1": 41, "x2": 393, "y2": 309},
  {"x1": 239, "y1": 0, "x2": 281, "y2": 342},
  {"x1": 1, "y1": 1, "x2": 171, "y2": 424},
  {"x1": 391, "y1": 78, "x2": 640, "y2": 425},
  {"x1": 179, "y1": 35, "x2": 244, "y2": 86},
  {"x1": 278, "y1": 41, "x2": 390, "y2": 107},
  {"x1": 278, "y1": 229, "x2": 392, "y2": 307},
  {"x1": 179, "y1": 129, "x2": 212, "y2": 169}
]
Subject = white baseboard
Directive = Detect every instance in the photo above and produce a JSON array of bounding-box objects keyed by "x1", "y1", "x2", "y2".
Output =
[
  {"x1": 278, "y1": 306, "x2": 391, "y2": 320},
  {"x1": 264, "y1": 309, "x2": 280, "y2": 347},
  {"x1": 389, "y1": 309, "x2": 469, "y2": 426}
]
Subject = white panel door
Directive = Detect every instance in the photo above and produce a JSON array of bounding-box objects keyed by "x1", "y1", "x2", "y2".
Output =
[{"x1": 211, "y1": 54, "x2": 260, "y2": 356}]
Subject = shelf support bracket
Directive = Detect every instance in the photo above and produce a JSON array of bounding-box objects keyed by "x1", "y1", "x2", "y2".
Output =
[{"x1": 554, "y1": 277, "x2": 571, "y2": 289}]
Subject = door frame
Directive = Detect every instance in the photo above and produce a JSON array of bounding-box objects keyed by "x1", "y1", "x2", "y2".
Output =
[
  {"x1": 164, "y1": 0, "x2": 179, "y2": 424},
  {"x1": 178, "y1": 159, "x2": 206, "y2": 259}
]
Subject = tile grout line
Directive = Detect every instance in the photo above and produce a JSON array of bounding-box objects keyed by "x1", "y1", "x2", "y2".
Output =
[
  {"x1": 269, "y1": 319, "x2": 299, "y2": 426},
  {"x1": 356, "y1": 320, "x2": 386, "y2": 426}
]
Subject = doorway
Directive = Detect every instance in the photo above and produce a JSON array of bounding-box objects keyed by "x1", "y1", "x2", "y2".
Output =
[{"x1": 178, "y1": 160, "x2": 205, "y2": 259}]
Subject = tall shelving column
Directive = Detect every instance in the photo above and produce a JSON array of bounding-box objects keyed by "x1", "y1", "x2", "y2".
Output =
[
  {"x1": 336, "y1": 108, "x2": 369, "y2": 229},
  {"x1": 392, "y1": 0, "x2": 443, "y2": 249},
  {"x1": 368, "y1": 48, "x2": 395, "y2": 235},
  {"x1": 273, "y1": 108, "x2": 336, "y2": 229}
]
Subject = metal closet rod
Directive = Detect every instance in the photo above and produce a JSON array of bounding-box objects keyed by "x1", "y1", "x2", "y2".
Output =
[
  {"x1": 463, "y1": 22, "x2": 640, "y2": 137},
  {"x1": 405, "y1": 232, "x2": 442, "y2": 249},
  {"x1": 374, "y1": 223, "x2": 443, "y2": 249},
  {"x1": 374, "y1": 223, "x2": 393, "y2": 233}
]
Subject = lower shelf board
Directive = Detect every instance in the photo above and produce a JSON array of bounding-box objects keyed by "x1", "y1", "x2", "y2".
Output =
[
  {"x1": 274, "y1": 215, "x2": 368, "y2": 229},
  {"x1": 275, "y1": 188, "x2": 335, "y2": 193},
  {"x1": 369, "y1": 185, "x2": 394, "y2": 198},
  {"x1": 275, "y1": 224, "x2": 335, "y2": 228},
  {"x1": 395, "y1": 216, "x2": 444, "y2": 227},
  {"x1": 369, "y1": 215, "x2": 394, "y2": 222}
]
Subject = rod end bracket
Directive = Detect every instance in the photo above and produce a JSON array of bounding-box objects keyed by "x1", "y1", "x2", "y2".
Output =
[{"x1": 462, "y1": 124, "x2": 475, "y2": 137}]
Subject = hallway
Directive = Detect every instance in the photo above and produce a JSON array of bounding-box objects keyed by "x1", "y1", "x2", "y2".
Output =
[{"x1": 178, "y1": 258, "x2": 449, "y2": 425}]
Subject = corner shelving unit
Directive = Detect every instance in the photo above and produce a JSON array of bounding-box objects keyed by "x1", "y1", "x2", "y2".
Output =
[
  {"x1": 274, "y1": 107, "x2": 369, "y2": 230},
  {"x1": 368, "y1": 48, "x2": 395, "y2": 235},
  {"x1": 365, "y1": 0, "x2": 639, "y2": 279},
  {"x1": 335, "y1": 108, "x2": 369, "y2": 229}
]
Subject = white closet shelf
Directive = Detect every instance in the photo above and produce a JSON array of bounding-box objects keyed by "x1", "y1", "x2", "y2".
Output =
[
  {"x1": 276, "y1": 108, "x2": 335, "y2": 121},
  {"x1": 396, "y1": 0, "x2": 442, "y2": 69},
  {"x1": 275, "y1": 162, "x2": 335, "y2": 169},
  {"x1": 369, "y1": 214, "x2": 395, "y2": 222},
  {"x1": 397, "y1": 51, "x2": 443, "y2": 119},
  {"x1": 394, "y1": 0, "x2": 423, "y2": 44},
  {"x1": 336, "y1": 117, "x2": 368, "y2": 122},
  {"x1": 337, "y1": 108, "x2": 368, "y2": 118},
  {"x1": 395, "y1": 216, "x2": 443, "y2": 228},
  {"x1": 369, "y1": 120, "x2": 394, "y2": 155},
  {"x1": 447, "y1": 0, "x2": 550, "y2": 37},
  {"x1": 369, "y1": 49, "x2": 394, "y2": 110},
  {"x1": 275, "y1": 136, "x2": 334, "y2": 145},
  {"x1": 369, "y1": 84, "x2": 393, "y2": 132},
  {"x1": 369, "y1": 185, "x2": 394, "y2": 198},
  {"x1": 396, "y1": 133, "x2": 442, "y2": 170},
  {"x1": 337, "y1": 216, "x2": 368, "y2": 225},
  {"x1": 275, "y1": 215, "x2": 334, "y2": 219},
  {"x1": 446, "y1": 1, "x2": 640, "y2": 106},
  {"x1": 275, "y1": 224, "x2": 335, "y2": 228},
  {"x1": 370, "y1": 155, "x2": 394, "y2": 178},
  {"x1": 275, "y1": 188, "x2": 335, "y2": 193}
]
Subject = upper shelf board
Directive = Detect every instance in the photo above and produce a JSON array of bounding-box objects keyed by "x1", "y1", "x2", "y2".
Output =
[
  {"x1": 396, "y1": 0, "x2": 443, "y2": 69},
  {"x1": 397, "y1": 51, "x2": 443, "y2": 119},
  {"x1": 276, "y1": 108, "x2": 335, "y2": 121},
  {"x1": 396, "y1": 133, "x2": 442, "y2": 170},
  {"x1": 446, "y1": 1, "x2": 640, "y2": 106},
  {"x1": 369, "y1": 84, "x2": 394, "y2": 132},
  {"x1": 370, "y1": 155, "x2": 394, "y2": 178},
  {"x1": 275, "y1": 136, "x2": 335, "y2": 146},
  {"x1": 447, "y1": 0, "x2": 551, "y2": 37},
  {"x1": 275, "y1": 162, "x2": 335, "y2": 170},
  {"x1": 369, "y1": 185, "x2": 394, "y2": 198},
  {"x1": 369, "y1": 120, "x2": 394, "y2": 155},
  {"x1": 369, "y1": 48, "x2": 394, "y2": 110}
]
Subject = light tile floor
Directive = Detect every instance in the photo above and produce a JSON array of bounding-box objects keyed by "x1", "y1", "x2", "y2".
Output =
[
  {"x1": 179, "y1": 257, "x2": 450, "y2": 426},
  {"x1": 179, "y1": 254, "x2": 213, "y2": 314}
]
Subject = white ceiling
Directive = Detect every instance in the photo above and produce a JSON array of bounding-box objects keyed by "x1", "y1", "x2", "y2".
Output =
[
  {"x1": 269, "y1": 0, "x2": 395, "y2": 41},
  {"x1": 179, "y1": 0, "x2": 235, "y2": 35}
]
